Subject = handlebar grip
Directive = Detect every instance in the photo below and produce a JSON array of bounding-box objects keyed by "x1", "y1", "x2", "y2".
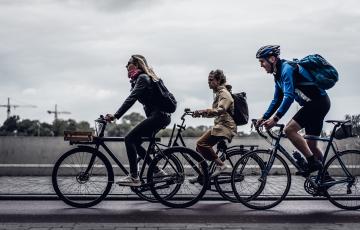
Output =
[{"x1": 251, "y1": 119, "x2": 267, "y2": 139}]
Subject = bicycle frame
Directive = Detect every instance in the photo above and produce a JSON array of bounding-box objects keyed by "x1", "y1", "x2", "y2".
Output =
[
  {"x1": 70, "y1": 116, "x2": 181, "y2": 187},
  {"x1": 256, "y1": 121, "x2": 355, "y2": 189}
]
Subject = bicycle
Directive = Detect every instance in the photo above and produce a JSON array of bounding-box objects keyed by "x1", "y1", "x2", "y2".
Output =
[
  {"x1": 52, "y1": 115, "x2": 209, "y2": 208},
  {"x1": 231, "y1": 119, "x2": 360, "y2": 210},
  {"x1": 173, "y1": 109, "x2": 258, "y2": 202}
]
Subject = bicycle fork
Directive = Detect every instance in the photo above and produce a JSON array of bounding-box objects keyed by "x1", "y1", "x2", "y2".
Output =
[{"x1": 259, "y1": 149, "x2": 277, "y2": 183}]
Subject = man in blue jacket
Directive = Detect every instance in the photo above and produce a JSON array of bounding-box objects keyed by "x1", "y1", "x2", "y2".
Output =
[{"x1": 255, "y1": 45, "x2": 331, "y2": 174}]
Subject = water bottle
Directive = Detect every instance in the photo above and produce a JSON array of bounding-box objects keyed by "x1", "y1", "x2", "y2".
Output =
[{"x1": 292, "y1": 150, "x2": 308, "y2": 171}]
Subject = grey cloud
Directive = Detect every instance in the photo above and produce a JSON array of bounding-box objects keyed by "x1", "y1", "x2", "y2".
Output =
[{"x1": 56, "y1": 0, "x2": 162, "y2": 13}]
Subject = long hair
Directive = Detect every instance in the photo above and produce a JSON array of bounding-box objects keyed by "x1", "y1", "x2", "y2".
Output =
[{"x1": 131, "y1": 55, "x2": 160, "y2": 81}]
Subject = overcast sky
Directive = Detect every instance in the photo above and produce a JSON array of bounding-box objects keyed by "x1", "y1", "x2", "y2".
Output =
[{"x1": 0, "y1": 0, "x2": 359, "y2": 132}]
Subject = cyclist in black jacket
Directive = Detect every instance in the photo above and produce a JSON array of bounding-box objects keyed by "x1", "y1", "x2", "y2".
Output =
[{"x1": 105, "y1": 55, "x2": 170, "y2": 186}]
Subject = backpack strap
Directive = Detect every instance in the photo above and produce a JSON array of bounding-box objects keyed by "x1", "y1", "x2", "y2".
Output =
[{"x1": 284, "y1": 59, "x2": 317, "y2": 87}]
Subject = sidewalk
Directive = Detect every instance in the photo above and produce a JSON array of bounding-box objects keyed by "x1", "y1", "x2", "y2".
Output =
[{"x1": 0, "y1": 176, "x2": 315, "y2": 199}]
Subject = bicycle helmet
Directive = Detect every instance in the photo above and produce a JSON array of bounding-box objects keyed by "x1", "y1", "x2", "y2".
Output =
[{"x1": 256, "y1": 45, "x2": 280, "y2": 58}]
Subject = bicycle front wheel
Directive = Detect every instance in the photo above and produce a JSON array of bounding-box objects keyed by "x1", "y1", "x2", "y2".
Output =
[
  {"x1": 231, "y1": 149, "x2": 291, "y2": 210},
  {"x1": 325, "y1": 149, "x2": 360, "y2": 210},
  {"x1": 52, "y1": 147, "x2": 114, "y2": 208},
  {"x1": 148, "y1": 146, "x2": 209, "y2": 208}
]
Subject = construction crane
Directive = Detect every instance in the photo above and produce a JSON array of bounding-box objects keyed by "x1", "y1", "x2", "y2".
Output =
[
  {"x1": 47, "y1": 104, "x2": 71, "y2": 121},
  {"x1": 0, "y1": 97, "x2": 37, "y2": 119}
]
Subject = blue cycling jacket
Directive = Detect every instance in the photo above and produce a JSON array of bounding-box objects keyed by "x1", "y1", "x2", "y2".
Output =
[{"x1": 262, "y1": 60, "x2": 327, "y2": 120}]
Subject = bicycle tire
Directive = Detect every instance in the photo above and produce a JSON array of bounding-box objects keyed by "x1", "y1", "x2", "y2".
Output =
[
  {"x1": 231, "y1": 149, "x2": 291, "y2": 210},
  {"x1": 325, "y1": 149, "x2": 360, "y2": 210},
  {"x1": 213, "y1": 148, "x2": 248, "y2": 202},
  {"x1": 131, "y1": 154, "x2": 183, "y2": 203},
  {"x1": 52, "y1": 147, "x2": 114, "y2": 208},
  {"x1": 148, "y1": 146, "x2": 209, "y2": 208}
]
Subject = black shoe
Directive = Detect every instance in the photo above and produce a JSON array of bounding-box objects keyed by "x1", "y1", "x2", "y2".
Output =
[
  {"x1": 307, "y1": 160, "x2": 323, "y2": 173},
  {"x1": 322, "y1": 172, "x2": 335, "y2": 183}
]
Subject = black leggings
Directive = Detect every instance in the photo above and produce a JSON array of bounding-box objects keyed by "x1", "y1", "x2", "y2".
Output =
[{"x1": 124, "y1": 112, "x2": 171, "y2": 177}]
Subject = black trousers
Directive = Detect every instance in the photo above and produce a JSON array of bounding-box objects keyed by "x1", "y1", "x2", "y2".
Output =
[{"x1": 124, "y1": 112, "x2": 171, "y2": 177}]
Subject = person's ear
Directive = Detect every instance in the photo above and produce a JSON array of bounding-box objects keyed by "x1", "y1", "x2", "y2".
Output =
[{"x1": 269, "y1": 56, "x2": 277, "y2": 64}]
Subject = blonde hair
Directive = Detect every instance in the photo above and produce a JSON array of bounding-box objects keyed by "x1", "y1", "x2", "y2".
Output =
[{"x1": 132, "y1": 55, "x2": 160, "y2": 81}]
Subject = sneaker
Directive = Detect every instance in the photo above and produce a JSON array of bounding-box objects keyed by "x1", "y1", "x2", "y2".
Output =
[
  {"x1": 116, "y1": 175, "x2": 141, "y2": 187},
  {"x1": 307, "y1": 160, "x2": 323, "y2": 173},
  {"x1": 212, "y1": 164, "x2": 226, "y2": 177},
  {"x1": 189, "y1": 176, "x2": 200, "y2": 184},
  {"x1": 323, "y1": 172, "x2": 335, "y2": 183}
]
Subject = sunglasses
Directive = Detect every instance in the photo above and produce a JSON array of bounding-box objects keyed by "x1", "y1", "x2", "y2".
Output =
[{"x1": 126, "y1": 61, "x2": 136, "y2": 68}]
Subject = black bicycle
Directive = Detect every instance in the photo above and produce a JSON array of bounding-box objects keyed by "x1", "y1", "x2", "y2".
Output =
[
  {"x1": 171, "y1": 109, "x2": 258, "y2": 202},
  {"x1": 231, "y1": 119, "x2": 360, "y2": 210},
  {"x1": 52, "y1": 115, "x2": 209, "y2": 208}
]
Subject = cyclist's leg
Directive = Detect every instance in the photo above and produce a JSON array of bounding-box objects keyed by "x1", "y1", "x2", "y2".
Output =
[
  {"x1": 304, "y1": 95, "x2": 331, "y2": 162},
  {"x1": 307, "y1": 140, "x2": 323, "y2": 161},
  {"x1": 285, "y1": 107, "x2": 322, "y2": 173},
  {"x1": 286, "y1": 96, "x2": 330, "y2": 172},
  {"x1": 196, "y1": 130, "x2": 226, "y2": 177},
  {"x1": 124, "y1": 112, "x2": 171, "y2": 177},
  {"x1": 196, "y1": 130, "x2": 223, "y2": 165},
  {"x1": 284, "y1": 119, "x2": 313, "y2": 158}
]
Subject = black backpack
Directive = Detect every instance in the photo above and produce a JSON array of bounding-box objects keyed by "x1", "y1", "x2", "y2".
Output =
[
  {"x1": 230, "y1": 92, "x2": 249, "y2": 126},
  {"x1": 152, "y1": 78, "x2": 177, "y2": 113}
]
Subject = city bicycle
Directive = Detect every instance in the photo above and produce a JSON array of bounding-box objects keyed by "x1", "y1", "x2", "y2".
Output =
[
  {"x1": 173, "y1": 109, "x2": 258, "y2": 202},
  {"x1": 231, "y1": 119, "x2": 360, "y2": 210},
  {"x1": 52, "y1": 115, "x2": 208, "y2": 208}
]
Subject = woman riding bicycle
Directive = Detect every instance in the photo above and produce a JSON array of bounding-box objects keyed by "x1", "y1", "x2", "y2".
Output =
[
  {"x1": 193, "y1": 69, "x2": 237, "y2": 176},
  {"x1": 105, "y1": 55, "x2": 171, "y2": 186}
]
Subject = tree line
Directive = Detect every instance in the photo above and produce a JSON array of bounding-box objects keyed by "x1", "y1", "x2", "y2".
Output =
[
  {"x1": 1, "y1": 112, "x2": 359, "y2": 137},
  {"x1": 0, "y1": 112, "x2": 212, "y2": 137}
]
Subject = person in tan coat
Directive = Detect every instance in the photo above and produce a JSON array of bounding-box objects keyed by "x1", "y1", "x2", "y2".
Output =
[{"x1": 193, "y1": 69, "x2": 237, "y2": 176}]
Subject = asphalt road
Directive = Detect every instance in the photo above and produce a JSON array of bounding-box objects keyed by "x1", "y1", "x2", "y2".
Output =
[{"x1": 0, "y1": 200, "x2": 359, "y2": 224}]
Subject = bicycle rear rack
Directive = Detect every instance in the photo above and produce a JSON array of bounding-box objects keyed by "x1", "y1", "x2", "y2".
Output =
[{"x1": 64, "y1": 131, "x2": 93, "y2": 142}]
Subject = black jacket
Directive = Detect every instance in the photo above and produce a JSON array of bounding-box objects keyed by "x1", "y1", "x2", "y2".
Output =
[{"x1": 114, "y1": 74, "x2": 166, "y2": 119}]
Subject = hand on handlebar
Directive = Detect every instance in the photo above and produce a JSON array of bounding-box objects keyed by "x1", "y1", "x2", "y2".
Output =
[
  {"x1": 192, "y1": 109, "x2": 208, "y2": 118},
  {"x1": 263, "y1": 117, "x2": 278, "y2": 130},
  {"x1": 255, "y1": 118, "x2": 265, "y2": 128}
]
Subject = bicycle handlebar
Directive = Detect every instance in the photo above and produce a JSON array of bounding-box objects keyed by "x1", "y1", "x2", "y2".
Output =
[
  {"x1": 181, "y1": 108, "x2": 195, "y2": 120},
  {"x1": 251, "y1": 119, "x2": 285, "y2": 140},
  {"x1": 95, "y1": 115, "x2": 108, "y2": 124},
  {"x1": 251, "y1": 119, "x2": 268, "y2": 139}
]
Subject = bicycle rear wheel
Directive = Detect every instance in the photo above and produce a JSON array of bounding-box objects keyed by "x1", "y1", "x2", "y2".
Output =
[
  {"x1": 148, "y1": 146, "x2": 209, "y2": 208},
  {"x1": 52, "y1": 147, "x2": 114, "y2": 208},
  {"x1": 325, "y1": 149, "x2": 360, "y2": 210},
  {"x1": 231, "y1": 149, "x2": 291, "y2": 210},
  {"x1": 213, "y1": 148, "x2": 248, "y2": 202}
]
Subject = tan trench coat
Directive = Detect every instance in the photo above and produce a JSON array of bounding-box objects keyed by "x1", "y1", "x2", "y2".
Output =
[{"x1": 203, "y1": 85, "x2": 237, "y2": 140}]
